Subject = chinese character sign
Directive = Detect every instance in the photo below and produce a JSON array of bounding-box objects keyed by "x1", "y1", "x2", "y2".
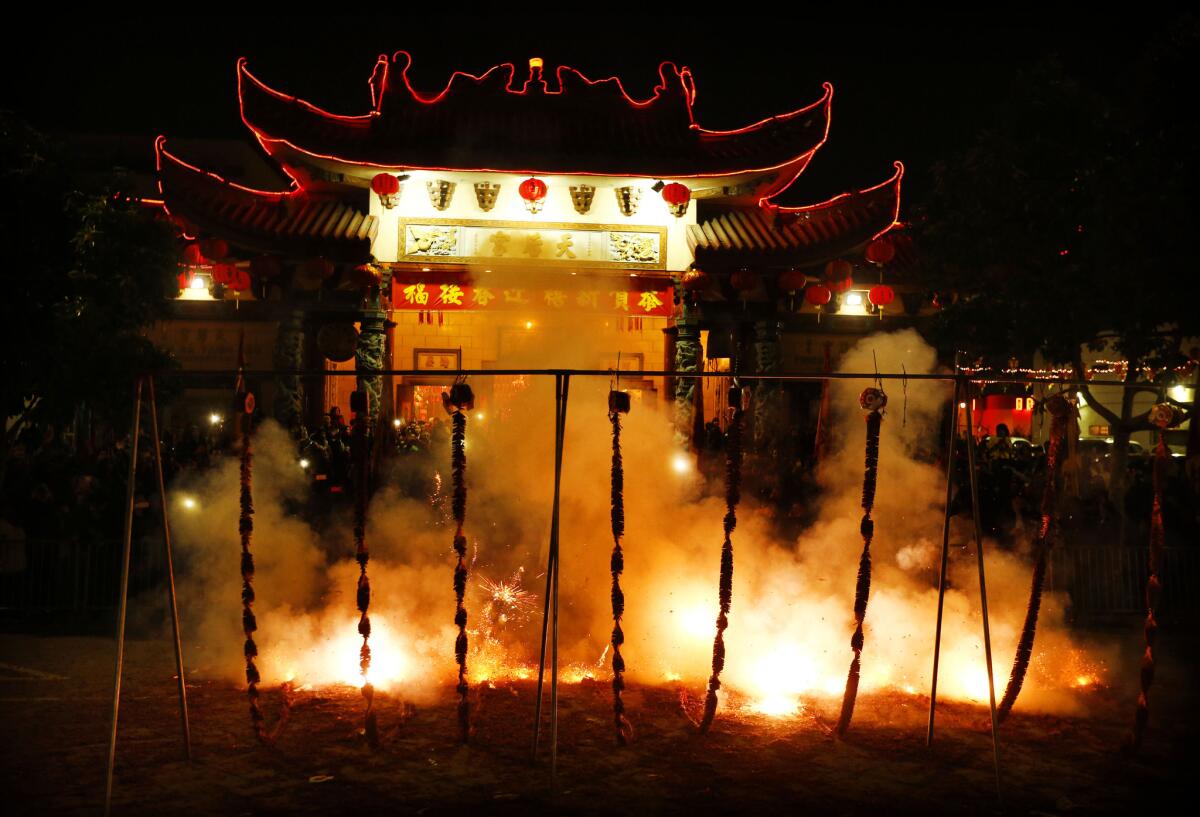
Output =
[
  {"x1": 391, "y1": 282, "x2": 672, "y2": 317},
  {"x1": 400, "y1": 219, "x2": 666, "y2": 270}
]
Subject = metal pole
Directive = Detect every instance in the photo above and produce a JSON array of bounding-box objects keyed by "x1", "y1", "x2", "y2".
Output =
[
  {"x1": 105, "y1": 376, "x2": 143, "y2": 817},
  {"x1": 164, "y1": 366, "x2": 1139, "y2": 390},
  {"x1": 146, "y1": 376, "x2": 192, "y2": 760},
  {"x1": 550, "y1": 373, "x2": 570, "y2": 783},
  {"x1": 531, "y1": 374, "x2": 563, "y2": 762},
  {"x1": 927, "y1": 378, "x2": 961, "y2": 745},
  {"x1": 963, "y1": 386, "x2": 1003, "y2": 799}
]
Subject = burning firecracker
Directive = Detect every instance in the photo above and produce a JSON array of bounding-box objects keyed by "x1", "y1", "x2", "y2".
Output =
[
  {"x1": 608, "y1": 388, "x2": 634, "y2": 744},
  {"x1": 237, "y1": 391, "x2": 289, "y2": 742},
  {"x1": 444, "y1": 380, "x2": 475, "y2": 742},
  {"x1": 836, "y1": 386, "x2": 886, "y2": 735},
  {"x1": 1126, "y1": 402, "x2": 1182, "y2": 752},
  {"x1": 478, "y1": 569, "x2": 537, "y2": 631},
  {"x1": 699, "y1": 382, "x2": 746, "y2": 734},
  {"x1": 998, "y1": 392, "x2": 1072, "y2": 721},
  {"x1": 350, "y1": 389, "x2": 378, "y2": 747}
]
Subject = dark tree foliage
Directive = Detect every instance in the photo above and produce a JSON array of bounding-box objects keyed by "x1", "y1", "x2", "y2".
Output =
[
  {"x1": 1, "y1": 113, "x2": 179, "y2": 451},
  {"x1": 916, "y1": 22, "x2": 1200, "y2": 497}
]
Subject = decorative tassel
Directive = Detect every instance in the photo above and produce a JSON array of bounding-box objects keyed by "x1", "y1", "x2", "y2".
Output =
[
  {"x1": 1126, "y1": 402, "x2": 1179, "y2": 752},
  {"x1": 698, "y1": 384, "x2": 745, "y2": 734},
  {"x1": 998, "y1": 395, "x2": 1069, "y2": 721},
  {"x1": 445, "y1": 380, "x2": 474, "y2": 742},
  {"x1": 608, "y1": 393, "x2": 633, "y2": 744},
  {"x1": 351, "y1": 390, "x2": 378, "y2": 747},
  {"x1": 836, "y1": 387, "x2": 886, "y2": 736}
]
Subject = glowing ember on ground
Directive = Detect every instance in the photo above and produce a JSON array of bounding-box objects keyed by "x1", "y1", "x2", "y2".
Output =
[{"x1": 749, "y1": 695, "x2": 802, "y2": 717}]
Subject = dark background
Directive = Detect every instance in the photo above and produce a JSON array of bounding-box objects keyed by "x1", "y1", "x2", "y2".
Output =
[{"x1": 0, "y1": 15, "x2": 1176, "y2": 202}]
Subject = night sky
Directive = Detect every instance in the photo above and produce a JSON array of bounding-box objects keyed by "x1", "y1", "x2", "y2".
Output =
[{"x1": 0, "y1": 17, "x2": 1174, "y2": 204}]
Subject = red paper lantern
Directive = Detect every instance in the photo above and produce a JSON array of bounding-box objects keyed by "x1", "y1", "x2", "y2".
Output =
[
  {"x1": 301, "y1": 257, "x2": 335, "y2": 279},
  {"x1": 199, "y1": 238, "x2": 229, "y2": 261},
  {"x1": 824, "y1": 258, "x2": 852, "y2": 281},
  {"x1": 828, "y1": 276, "x2": 853, "y2": 294},
  {"x1": 823, "y1": 260, "x2": 853, "y2": 294},
  {"x1": 182, "y1": 243, "x2": 205, "y2": 265},
  {"x1": 211, "y1": 263, "x2": 236, "y2": 286},
  {"x1": 661, "y1": 182, "x2": 690, "y2": 205},
  {"x1": 519, "y1": 177, "x2": 548, "y2": 202},
  {"x1": 296, "y1": 257, "x2": 335, "y2": 290},
  {"x1": 371, "y1": 173, "x2": 400, "y2": 195},
  {"x1": 227, "y1": 267, "x2": 252, "y2": 292},
  {"x1": 661, "y1": 182, "x2": 691, "y2": 217},
  {"x1": 371, "y1": 173, "x2": 401, "y2": 208},
  {"x1": 681, "y1": 268, "x2": 711, "y2": 292},
  {"x1": 778, "y1": 269, "x2": 808, "y2": 293},
  {"x1": 868, "y1": 284, "x2": 895, "y2": 307},
  {"x1": 249, "y1": 255, "x2": 282, "y2": 280},
  {"x1": 349, "y1": 264, "x2": 382, "y2": 289},
  {"x1": 865, "y1": 236, "x2": 896, "y2": 266},
  {"x1": 730, "y1": 269, "x2": 758, "y2": 292},
  {"x1": 805, "y1": 284, "x2": 832, "y2": 307}
]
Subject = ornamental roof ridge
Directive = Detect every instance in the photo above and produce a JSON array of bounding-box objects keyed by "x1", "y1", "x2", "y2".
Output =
[{"x1": 236, "y1": 54, "x2": 833, "y2": 178}]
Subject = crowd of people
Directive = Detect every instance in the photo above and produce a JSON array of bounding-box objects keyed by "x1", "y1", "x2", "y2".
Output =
[
  {"x1": 3, "y1": 408, "x2": 1195, "y2": 617},
  {"x1": 293, "y1": 408, "x2": 450, "y2": 498},
  {"x1": 962, "y1": 423, "x2": 1196, "y2": 548}
]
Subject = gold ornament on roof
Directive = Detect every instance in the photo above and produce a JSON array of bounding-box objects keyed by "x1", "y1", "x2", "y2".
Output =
[
  {"x1": 426, "y1": 179, "x2": 456, "y2": 211},
  {"x1": 614, "y1": 186, "x2": 641, "y2": 217},
  {"x1": 570, "y1": 184, "x2": 596, "y2": 215},
  {"x1": 472, "y1": 182, "x2": 500, "y2": 212}
]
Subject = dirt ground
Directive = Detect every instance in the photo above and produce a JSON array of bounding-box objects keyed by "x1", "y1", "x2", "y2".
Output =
[{"x1": 0, "y1": 626, "x2": 1193, "y2": 817}]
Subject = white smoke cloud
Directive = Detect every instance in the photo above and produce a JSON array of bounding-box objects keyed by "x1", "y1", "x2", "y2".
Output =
[{"x1": 167, "y1": 327, "x2": 1108, "y2": 720}]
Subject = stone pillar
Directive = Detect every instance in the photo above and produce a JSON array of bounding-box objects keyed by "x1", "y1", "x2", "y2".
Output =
[
  {"x1": 752, "y1": 318, "x2": 785, "y2": 455},
  {"x1": 674, "y1": 303, "x2": 702, "y2": 448},
  {"x1": 272, "y1": 309, "x2": 305, "y2": 431},
  {"x1": 355, "y1": 308, "x2": 386, "y2": 425}
]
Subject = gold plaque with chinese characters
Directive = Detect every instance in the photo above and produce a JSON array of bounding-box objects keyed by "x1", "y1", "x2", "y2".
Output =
[{"x1": 398, "y1": 218, "x2": 666, "y2": 271}]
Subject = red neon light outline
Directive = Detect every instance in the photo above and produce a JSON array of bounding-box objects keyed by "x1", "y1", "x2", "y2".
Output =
[
  {"x1": 694, "y1": 82, "x2": 831, "y2": 136},
  {"x1": 747, "y1": 84, "x2": 833, "y2": 202},
  {"x1": 368, "y1": 54, "x2": 388, "y2": 112},
  {"x1": 155, "y1": 134, "x2": 306, "y2": 199},
  {"x1": 155, "y1": 134, "x2": 308, "y2": 241},
  {"x1": 236, "y1": 55, "x2": 832, "y2": 179},
  {"x1": 238, "y1": 58, "x2": 377, "y2": 123},
  {"x1": 760, "y1": 161, "x2": 904, "y2": 242},
  {"x1": 380, "y1": 50, "x2": 693, "y2": 110}
]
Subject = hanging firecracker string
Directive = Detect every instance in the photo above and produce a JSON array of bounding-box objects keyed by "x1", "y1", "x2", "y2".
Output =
[
  {"x1": 237, "y1": 393, "x2": 290, "y2": 743},
  {"x1": 350, "y1": 389, "x2": 378, "y2": 747},
  {"x1": 445, "y1": 379, "x2": 475, "y2": 742},
  {"x1": 608, "y1": 386, "x2": 633, "y2": 745},
  {"x1": 836, "y1": 386, "x2": 886, "y2": 736},
  {"x1": 998, "y1": 393, "x2": 1071, "y2": 721},
  {"x1": 698, "y1": 377, "x2": 745, "y2": 734},
  {"x1": 1126, "y1": 403, "x2": 1181, "y2": 752}
]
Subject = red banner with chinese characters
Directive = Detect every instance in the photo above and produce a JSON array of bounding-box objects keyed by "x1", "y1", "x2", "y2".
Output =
[{"x1": 391, "y1": 282, "x2": 673, "y2": 317}]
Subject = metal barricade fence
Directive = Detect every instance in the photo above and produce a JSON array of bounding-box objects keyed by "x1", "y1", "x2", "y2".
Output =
[
  {"x1": 1049, "y1": 545, "x2": 1200, "y2": 619},
  {"x1": 0, "y1": 535, "x2": 165, "y2": 626}
]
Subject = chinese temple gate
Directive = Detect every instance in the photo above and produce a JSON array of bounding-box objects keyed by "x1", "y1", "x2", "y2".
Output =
[{"x1": 155, "y1": 52, "x2": 906, "y2": 449}]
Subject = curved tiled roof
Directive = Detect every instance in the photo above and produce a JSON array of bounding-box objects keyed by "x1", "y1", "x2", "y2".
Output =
[
  {"x1": 155, "y1": 137, "x2": 376, "y2": 263},
  {"x1": 237, "y1": 54, "x2": 832, "y2": 178},
  {"x1": 688, "y1": 163, "x2": 903, "y2": 268}
]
